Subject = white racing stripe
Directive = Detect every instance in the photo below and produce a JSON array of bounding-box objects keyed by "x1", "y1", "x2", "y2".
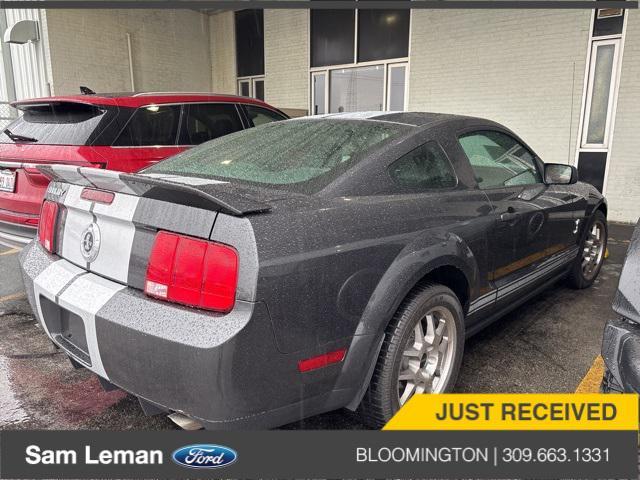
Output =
[
  {"x1": 468, "y1": 247, "x2": 579, "y2": 314},
  {"x1": 90, "y1": 192, "x2": 139, "y2": 283},
  {"x1": 60, "y1": 184, "x2": 140, "y2": 284},
  {"x1": 56, "y1": 273, "x2": 125, "y2": 379},
  {"x1": 60, "y1": 185, "x2": 94, "y2": 268},
  {"x1": 32, "y1": 259, "x2": 86, "y2": 338},
  {"x1": 497, "y1": 248, "x2": 579, "y2": 298},
  {"x1": 140, "y1": 173, "x2": 229, "y2": 185},
  {"x1": 32, "y1": 258, "x2": 126, "y2": 380}
]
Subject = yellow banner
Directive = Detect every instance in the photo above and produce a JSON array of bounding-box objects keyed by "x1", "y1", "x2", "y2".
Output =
[{"x1": 383, "y1": 394, "x2": 639, "y2": 430}]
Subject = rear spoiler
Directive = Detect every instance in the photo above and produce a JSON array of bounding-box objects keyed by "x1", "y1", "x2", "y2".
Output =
[{"x1": 37, "y1": 165, "x2": 272, "y2": 216}]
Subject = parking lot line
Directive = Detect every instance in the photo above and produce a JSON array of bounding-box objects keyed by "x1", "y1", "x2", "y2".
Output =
[
  {"x1": 0, "y1": 248, "x2": 20, "y2": 256},
  {"x1": 0, "y1": 292, "x2": 26, "y2": 304},
  {"x1": 574, "y1": 355, "x2": 605, "y2": 393}
]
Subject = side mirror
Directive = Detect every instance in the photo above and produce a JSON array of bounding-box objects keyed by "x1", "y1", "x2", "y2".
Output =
[{"x1": 544, "y1": 163, "x2": 578, "y2": 185}]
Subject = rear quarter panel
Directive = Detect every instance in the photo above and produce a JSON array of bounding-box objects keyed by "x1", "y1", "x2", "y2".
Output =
[{"x1": 250, "y1": 190, "x2": 493, "y2": 355}]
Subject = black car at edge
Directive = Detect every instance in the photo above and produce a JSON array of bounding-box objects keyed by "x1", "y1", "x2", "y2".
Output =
[
  {"x1": 19, "y1": 112, "x2": 608, "y2": 429},
  {"x1": 602, "y1": 220, "x2": 640, "y2": 393}
]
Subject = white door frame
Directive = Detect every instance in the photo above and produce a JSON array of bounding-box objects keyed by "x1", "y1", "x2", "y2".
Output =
[{"x1": 386, "y1": 62, "x2": 409, "y2": 111}]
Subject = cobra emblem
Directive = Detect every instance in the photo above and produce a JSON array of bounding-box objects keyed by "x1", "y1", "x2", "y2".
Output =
[{"x1": 80, "y1": 223, "x2": 101, "y2": 263}]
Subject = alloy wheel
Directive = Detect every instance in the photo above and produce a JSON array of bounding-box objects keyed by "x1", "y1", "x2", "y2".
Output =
[
  {"x1": 397, "y1": 306, "x2": 457, "y2": 405},
  {"x1": 582, "y1": 220, "x2": 606, "y2": 280}
]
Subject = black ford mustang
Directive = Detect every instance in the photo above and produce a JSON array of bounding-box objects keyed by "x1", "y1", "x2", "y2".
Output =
[{"x1": 19, "y1": 112, "x2": 607, "y2": 429}]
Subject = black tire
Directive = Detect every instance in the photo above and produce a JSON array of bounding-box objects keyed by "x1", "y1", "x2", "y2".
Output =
[
  {"x1": 359, "y1": 283, "x2": 465, "y2": 429},
  {"x1": 567, "y1": 210, "x2": 607, "y2": 289},
  {"x1": 601, "y1": 368, "x2": 624, "y2": 393}
]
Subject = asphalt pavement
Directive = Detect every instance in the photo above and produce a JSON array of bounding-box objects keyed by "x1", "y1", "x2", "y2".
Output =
[{"x1": 0, "y1": 222, "x2": 634, "y2": 430}]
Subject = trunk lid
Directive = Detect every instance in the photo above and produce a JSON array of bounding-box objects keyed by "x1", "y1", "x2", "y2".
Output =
[{"x1": 39, "y1": 165, "x2": 272, "y2": 290}]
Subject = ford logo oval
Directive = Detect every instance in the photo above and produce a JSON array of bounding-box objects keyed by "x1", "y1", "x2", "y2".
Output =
[{"x1": 171, "y1": 444, "x2": 237, "y2": 469}]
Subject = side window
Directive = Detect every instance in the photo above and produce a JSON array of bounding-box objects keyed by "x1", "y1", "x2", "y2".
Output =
[
  {"x1": 179, "y1": 103, "x2": 244, "y2": 145},
  {"x1": 113, "y1": 105, "x2": 181, "y2": 146},
  {"x1": 245, "y1": 105, "x2": 287, "y2": 127},
  {"x1": 458, "y1": 130, "x2": 542, "y2": 189},
  {"x1": 389, "y1": 142, "x2": 457, "y2": 190}
]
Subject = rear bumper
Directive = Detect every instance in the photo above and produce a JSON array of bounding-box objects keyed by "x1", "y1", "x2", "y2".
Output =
[
  {"x1": 19, "y1": 241, "x2": 366, "y2": 429},
  {"x1": 0, "y1": 219, "x2": 37, "y2": 248},
  {"x1": 601, "y1": 317, "x2": 640, "y2": 393}
]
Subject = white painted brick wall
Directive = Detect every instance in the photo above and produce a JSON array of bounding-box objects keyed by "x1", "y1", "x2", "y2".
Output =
[
  {"x1": 209, "y1": 11, "x2": 236, "y2": 94},
  {"x1": 44, "y1": 9, "x2": 212, "y2": 94},
  {"x1": 4, "y1": 9, "x2": 50, "y2": 99},
  {"x1": 605, "y1": 10, "x2": 640, "y2": 224},
  {"x1": 264, "y1": 10, "x2": 309, "y2": 111},
  {"x1": 409, "y1": 10, "x2": 591, "y2": 167}
]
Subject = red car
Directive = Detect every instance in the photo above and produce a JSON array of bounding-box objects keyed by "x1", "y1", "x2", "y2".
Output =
[{"x1": 0, "y1": 92, "x2": 287, "y2": 248}]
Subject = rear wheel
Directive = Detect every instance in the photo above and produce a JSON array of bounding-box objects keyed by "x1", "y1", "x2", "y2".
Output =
[
  {"x1": 567, "y1": 211, "x2": 607, "y2": 289},
  {"x1": 359, "y1": 284, "x2": 465, "y2": 428}
]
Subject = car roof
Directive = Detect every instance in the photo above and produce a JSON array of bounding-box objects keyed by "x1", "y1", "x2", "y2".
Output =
[
  {"x1": 304, "y1": 111, "x2": 488, "y2": 128},
  {"x1": 12, "y1": 92, "x2": 277, "y2": 110}
]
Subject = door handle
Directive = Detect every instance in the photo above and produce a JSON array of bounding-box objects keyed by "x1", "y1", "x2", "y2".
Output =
[
  {"x1": 500, "y1": 212, "x2": 518, "y2": 222},
  {"x1": 500, "y1": 208, "x2": 519, "y2": 222}
]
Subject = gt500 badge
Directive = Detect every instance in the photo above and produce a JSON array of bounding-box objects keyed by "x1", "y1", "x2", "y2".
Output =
[
  {"x1": 47, "y1": 182, "x2": 68, "y2": 201},
  {"x1": 80, "y1": 223, "x2": 101, "y2": 262}
]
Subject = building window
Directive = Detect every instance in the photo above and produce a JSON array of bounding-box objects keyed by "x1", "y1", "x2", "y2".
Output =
[
  {"x1": 330, "y1": 65, "x2": 384, "y2": 112},
  {"x1": 357, "y1": 9, "x2": 410, "y2": 63},
  {"x1": 235, "y1": 10, "x2": 265, "y2": 100},
  {"x1": 581, "y1": 39, "x2": 620, "y2": 148},
  {"x1": 310, "y1": 9, "x2": 355, "y2": 68},
  {"x1": 309, "y1": 4, "x2": 410, "y2": 114}
]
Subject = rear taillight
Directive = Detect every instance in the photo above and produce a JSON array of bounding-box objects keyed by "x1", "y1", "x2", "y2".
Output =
[
  {"x1": 38, "y1": 200, "x2": 59, "y2": 253},
  {"x1": 144, "y1": 231, "x2": 239, "y2": 313}
]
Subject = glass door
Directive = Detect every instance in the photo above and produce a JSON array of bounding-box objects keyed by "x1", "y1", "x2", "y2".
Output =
[
  {"x1": 311, "y1": 72, "x2": 327, "y2": 115},
  {"x1": 252, "y1": 78, "x2": 265, "y2": 100},
  {"x1": 238, "y1": 79, "x2": 251, "y2": 98},
  {"x1": 387, "y1": 63, "x2": 408, "y2": 111},
  {"x1": 581, "y1": 39, "x2": 620, "y2": 148}
]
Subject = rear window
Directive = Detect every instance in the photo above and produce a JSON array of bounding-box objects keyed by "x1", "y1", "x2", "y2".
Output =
[
  {"x1": 144, "y1": 119, "x2": 409, "y2": 191},
  {"x1": 0, "y1": 102, "x2": 111, "y2": 145}
]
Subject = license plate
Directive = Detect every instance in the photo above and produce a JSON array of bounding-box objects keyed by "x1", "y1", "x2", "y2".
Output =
[{"x1": 0, "y1": 170, "x2": 16, "y2": 193}]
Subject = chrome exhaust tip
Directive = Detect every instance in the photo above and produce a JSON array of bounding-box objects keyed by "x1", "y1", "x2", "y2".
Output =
[{"x1": 168, "y1": 412, "x2": 204, "y2": 430}]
